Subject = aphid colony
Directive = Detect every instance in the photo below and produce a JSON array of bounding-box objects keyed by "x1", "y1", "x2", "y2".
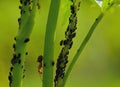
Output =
[
  {"x1": 18, "y1": 0, "x2": 40, "y2": 29},
  {"x1": 18, "y1": 0, "x2": 33, "y2": 29},
  {"x1": 8, "y1": 37, "x2": 29, "y2": 87},
  {"x1": 9, "y1": 0, "x2": 40, "y2": 86},
  {"x1": 54, "y1": 0, "x2": 80, "y2": 86}
]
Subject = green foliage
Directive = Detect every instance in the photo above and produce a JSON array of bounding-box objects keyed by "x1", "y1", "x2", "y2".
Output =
[
  {"x1": 94, "y1": 0, "x2": 120, "y2": 12},
  {"x1": 5, "y1": 0, "x2": 120, "y2": 87}
]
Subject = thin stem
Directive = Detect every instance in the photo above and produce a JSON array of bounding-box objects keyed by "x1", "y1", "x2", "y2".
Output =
[
  {"x1": 9, "y1": 0, "x2": 38, "y2": 87},
  {"x1": 43, "y1": 0, "x2": 61, "y2": 87},
  {"x1": 62, "y1": 13, "x2": 104, "y2": 87},
  {"x1": 54, "y1": 0, "x2": 81, "y2": 87}
]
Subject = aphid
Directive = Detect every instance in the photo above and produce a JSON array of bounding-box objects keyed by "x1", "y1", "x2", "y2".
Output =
[
  {"x1": 10, "y1": 67, "x2": 13, "y2": 72},
  {"x1": 70, "y1": 5, "x2": 75, "y2": 14},
  {"x1": 52, "y1": 61, "x2": 55, "y2": 66},
  {"x1": 73, "y1": 13, "x2": 77, "y2": 17},
  {"x1": 23, "y1": 75, "x2": 25, "y2": 78},
  {"x1": 65, "y1": 60, "x2": 68, "y2": 64},
  {"x1": 11, "y1": 55, "x2": 17, "y2": 65},
  {"x1": 8, "y1": 75, "x2": 12, "y2": 81},
  {"x1": 77, "y1": 2, "x2": 81, "y2": 10},
  {"x1": 25, "y1": 52, "x2": 28, "y2": 55},
  {"x1": 60, "y1": 40, "x2": 64, "y2": 46},
  {"x1": 24, "y1": 38, "x2": 30, "y2": 43},
  {"x1": 65, "y1": 31, "x2": 68, "y2": 36},
  {"x1": 24, "y1": 1, "x2": 27, "y2": 5},
  {"x1": 68, "y1": 33, "x2": 76, "y2": 39},
  {"x1": 21, "y1": 10, "x2": 25, "y2": 14},
  {"x1": 20, "y1": 0, "x2": 23, "y2": 4},
  {"x1": 63, "y1": 40, "x2": 68, "y2": 45},
  {"x1": 60, "y1": 73, "x2": 64, "y2": 79},
  {"x1": 18, "y1": 18, "x2": 21, "y2": 24},
  {"x1": 14, "y1": 37, "x2": 16, "y2": 41},
  {"x1": 23, "y1": 69, "x2": 26, "y2": 73},
  {"x1": 37, "y1": 0, "x2": 40, "y2": 9},
  {"x1": 19, "y1": 6, "x2": 22, "y2": 9},
  {"x1": 37, "y1": 55, "x2": 43, "y2": 62},
  {"x1": 18, "y1": 59, "x2": 21, "y2": 64},
  {"x1": 69, "y1": 17, "x2": 73, "y2": 23},
  {"x1": 72, "y1": 33, "x2": 76, "y2": 38},
  {"x1": 96, "y1": 18, "x2": 98, "y2": 21},
  {"x1": 64, "y1": 56, "x2": 68, "y2": 61},
  {"x1": 17, "y1": 53, "x2": 21, "y2": 58},
  {"x1": 9, "y1": 72, "x2": 12, "y2": 76},
  {"x1": 70, "y1": 29, "x2": 75, "y2": 33},
  {"x1": 69, "y1": 41, "x2": 73, "y2": 49},
  {"x1": 37, "y1": 55, "x2": 43, "y2": 75},
  {"x1": 43, "y1": 63, "x2": 46, "y2": 67},
  {"x1": 13, "y1": 43, "x2": 16, "y2": 48},
  {"x1": 71, "y1": 0, "x2": 73, "y2": 2}
]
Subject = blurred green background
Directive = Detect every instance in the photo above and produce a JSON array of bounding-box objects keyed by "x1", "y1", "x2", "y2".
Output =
[{"x1": 0, "y1": 0, "x2": 120, "y2": 87}]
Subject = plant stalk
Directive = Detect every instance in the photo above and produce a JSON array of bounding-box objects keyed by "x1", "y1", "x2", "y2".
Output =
[
  {"x1": 62, "y1": 13, "x2": 104, "y2": 87},
  {"x1": 43, "y1": 0, "x2": 61, "y2": 87}
]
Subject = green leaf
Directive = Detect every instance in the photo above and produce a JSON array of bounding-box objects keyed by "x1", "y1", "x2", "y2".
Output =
[{"x1": 101, "y1": 0, "x2": 116, "y2": 12}]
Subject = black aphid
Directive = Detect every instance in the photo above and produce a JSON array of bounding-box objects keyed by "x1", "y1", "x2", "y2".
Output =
[
  {"x1": 25, "y1": 52, "x2": 28, "y2": 55},
  {"x1": 65, "y1": 31, "x2": 68, "y2": 36},
  {"x1": 14, "y1": 37, "x2": 16, "y2": 41},
  {"x1": 37, "y1": 55, "x2": 43, "y2": 63},
  {"x1": 60, "y1": 40, "x2": 64, "y2": 46},
  {"x1": 18, "y1": 59, "x2": 21, "y2": 64},
  {"x1": 23, "y1": 69, "x2": 26, "y2": 73},
  {"x1": 8, "y1": 75, "x2": 12, "y2": 81},
  {"x1": 19, "y1": 6, "x2": 22, "y2": 9},
  {"x1": 37, "y1": 2, "x2": 40, "y2": 9},
  {"x1": 9, "y1": 72, "x2": 12, "y2": 76},
  {"x1": 23, "y1": 75, "x2": 25, "y2": 78},
  {"x1": 70, "y1": 5, "x2": 75, "y2": 14},
  {"x1": 63, "y1": 40, "x2": 68, "y2": 45},
  {"x1": 13, "y1": 54, "x2": 17, "y2": 58},
  {"x1": 69, "y1": 41, "x2": 73, "y2": 49},
  {"x1": 24, "y1": 38, "x2": 30, "y2": 43},
  {"x1": 52, "y1": 61, "x2": 55, "y2": 66},
  {"x1": 72, "y1": 33, "x2": 76, "y2": 38},
  {"x1": 65, "y1": 51, "x2": 69, "y2": 56},
  {"x1": 18, "y1": 18, "x2": 21, "y2": 23},
  {"x1": 71, "y1": 0, "x2": 73, "y2": 2},
  {"x1": 17, "y1": 53, "x2": 21, "y2": 58},
  {"x1": 11, "y1": 55, "x2": 17, "y2": 65},
  {"x1": 24, "y1": 1, "x2": 27, "y2": 5},
  {"x1": 20, "y1": 0, "x2": 23, "y2": 4},
  {"x1": 69, "y1": 17, "x2": 73, "y2": 23},
  {"x1": 21, "y1": 10, "x2": 25, "y2": 14},
  {"x1": 43, "y1": 63, "x2": 46, "y2": 67},
  {"x1": 13, "y1": 44, "x2": 16, "y2": 49},
  {"x1": 70, "y1": 29, "x2": 75, "y2": 33},
  {"x1": 96, "y1": 18, "x2": 98, "y2": 21},
  {"x1": 10, "y1": 67, "x2": 13, "y2": 72}
]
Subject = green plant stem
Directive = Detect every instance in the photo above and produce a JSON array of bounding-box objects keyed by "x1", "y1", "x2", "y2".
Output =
[
  {"x1": 62, "y1": 13, "x2": 104, "y2": 87},
  {"x1": 10, "y1": 0, "x2": 38, "y2": 87},
  {"x1": 43, "y1": 0, "x2": 61, "y2": 87}
]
